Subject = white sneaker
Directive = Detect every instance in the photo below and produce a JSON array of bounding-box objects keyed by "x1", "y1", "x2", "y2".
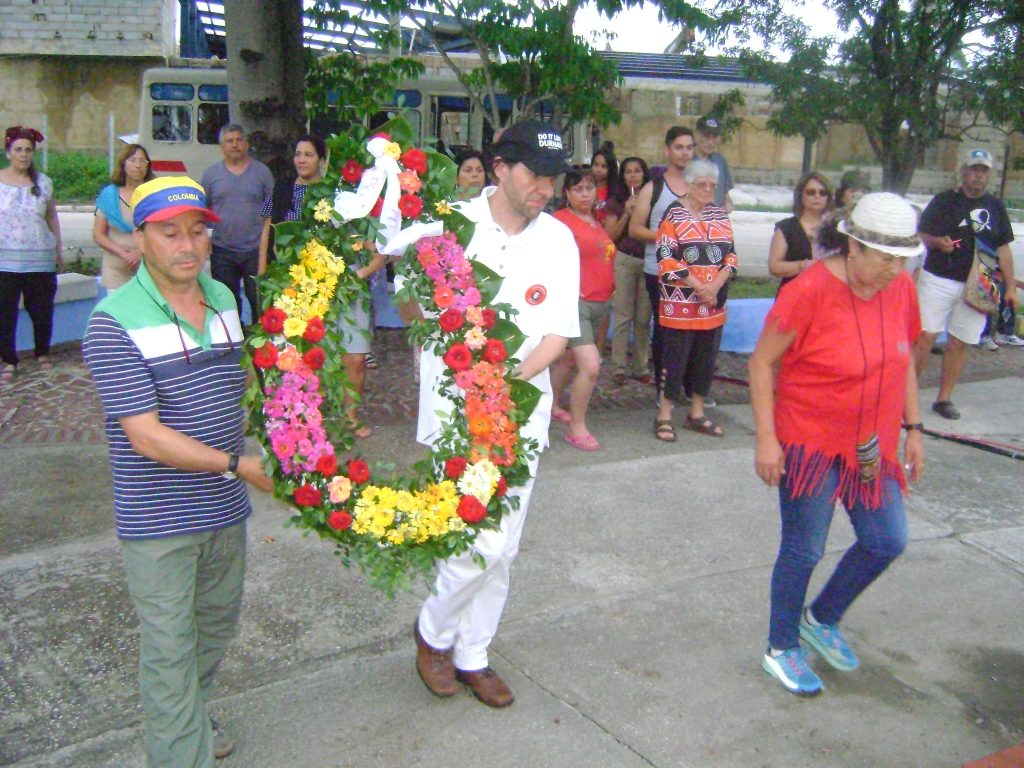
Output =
[
  {"x1": 978, "y1": 336, "x2": 999, "y2": 351},
  {"x1": 1002, "y1": 334, "x2": 1024, "y2": 346}
]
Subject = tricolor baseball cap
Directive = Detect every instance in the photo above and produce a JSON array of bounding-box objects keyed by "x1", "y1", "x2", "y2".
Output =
[{"x1": 130, "y1": 176, "x2": 221, "y2": 228}]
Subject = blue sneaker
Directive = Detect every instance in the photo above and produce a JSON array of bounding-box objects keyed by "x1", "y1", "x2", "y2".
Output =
[
  {"x1": 799, "y1": 609, "x2": 860, "y2": 671},
  {"x1": 762, "y1": 647, "x2": 823, "y2": 696}
]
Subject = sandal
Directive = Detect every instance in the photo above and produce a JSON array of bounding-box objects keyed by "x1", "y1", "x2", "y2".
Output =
[
  {"x1": 364, "y1": 352, "x2": 379, "y2": 370},
  {"x1": 1, "y1": 363, "x2": 16, "y2": 383},
  {"x1": 37, "y1": 356, "x2": 54, "y2": 371},
  {"x1": 564, "y1": 431, "x2": 601, "y2": 451},
  {"x1": 631, "y1": 373, "x2": 655, "y2": 386},
  {"x1": 551, "y1": 409, "x2": 571, "y2": 425},
  {"x1": 683, "y1": 415, "x2": 724, "y2": 438},
  {"x1": 931, "y1": 400, "x2": 960, "y2": 420},
  {"x1": 654, "y1": 419, "x2": 677, "y2": 443},
  {"x1": 613, "y1": 371, "x2": 628, "y2": 386}
]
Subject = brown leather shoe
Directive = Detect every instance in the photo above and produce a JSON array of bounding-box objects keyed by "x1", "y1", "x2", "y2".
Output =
[
  {"x1": 414, "y1": 621, "x2": 456, "y2": 697},
  {"x1": 455, "y1": 667, "x2": 515, "y2": 708}
]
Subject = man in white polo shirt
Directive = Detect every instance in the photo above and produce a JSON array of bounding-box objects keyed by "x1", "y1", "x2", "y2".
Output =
[{"x1": 413, "y1": 121, "x2": 580, "y2": 708}]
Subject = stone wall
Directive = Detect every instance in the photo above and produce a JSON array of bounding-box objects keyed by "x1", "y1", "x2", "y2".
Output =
[
  {"x1": 0, "y1": 0, "x2": 174, "y2": 58},
  {"x1": 0, "y1": 57, "x2": 160, "y2": 154}
]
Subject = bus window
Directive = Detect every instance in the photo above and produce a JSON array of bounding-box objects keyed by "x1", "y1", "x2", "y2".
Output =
[
  {"x1": 152, "y1": 104, "x2": 192, "y2": 142},
  {"x1": 198, "y1": 103, "x2": 229, "y2": 145},
  {"x1": 150, "y1": 83, "x2": 195, "y2": 101},
  {"x1": 199, "y1": 84, "x2": 228, "y2": 102},
  {"x1": 433, "y1": 95, "x2": 471, "y2": 154}
]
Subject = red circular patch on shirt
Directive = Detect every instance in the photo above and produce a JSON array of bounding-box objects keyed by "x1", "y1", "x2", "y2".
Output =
[{"x1": 525, "y1": 284, "x2": 547, "y2": 305}]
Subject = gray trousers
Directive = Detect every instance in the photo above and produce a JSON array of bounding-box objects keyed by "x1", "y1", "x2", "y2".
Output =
[{"x1": 121, "y1": 522, "x2": 246, "y2": 768}]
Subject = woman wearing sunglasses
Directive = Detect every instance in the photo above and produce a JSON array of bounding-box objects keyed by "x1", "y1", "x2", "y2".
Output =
[{"x1": 768, "y1": 172, "x2": 835, "y2": 294}]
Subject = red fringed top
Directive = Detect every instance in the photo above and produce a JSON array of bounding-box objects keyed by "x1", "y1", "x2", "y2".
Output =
[{"x1": 767, "y1": 261, "x2": 921, "y2": 509}]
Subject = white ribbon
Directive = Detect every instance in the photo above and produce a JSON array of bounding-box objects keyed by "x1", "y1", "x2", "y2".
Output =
[{"x1": 333, "y1": 136, "x2": 443, "y2": 256}]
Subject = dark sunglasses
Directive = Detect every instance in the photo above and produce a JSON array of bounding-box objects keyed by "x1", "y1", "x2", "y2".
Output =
[{"x1": 803, "y1": 188, "x2": 831, "y2": 197}]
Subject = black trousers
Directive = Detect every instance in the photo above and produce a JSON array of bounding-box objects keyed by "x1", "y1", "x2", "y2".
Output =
[
  {"x1": 661, "y1": 325, "x2": 723, "y2": 404},
  {"x1": 644, "y1": 272, "x2": 664, "y2": 394},
  {"x1": 210, "y1": 245, "x2": 259, "y2": 322},
  {"x1": 0, "y1": 271, "x2": 57, "y2": 366}
]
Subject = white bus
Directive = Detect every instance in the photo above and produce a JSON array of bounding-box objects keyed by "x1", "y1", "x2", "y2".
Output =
[{"x1": 138, "y1": 60, "x2": 591, "y2": 178}]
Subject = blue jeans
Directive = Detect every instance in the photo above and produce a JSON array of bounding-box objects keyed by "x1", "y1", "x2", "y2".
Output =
[{"x1": 768, "y1": 464, "x2": 907, "y2": 650}]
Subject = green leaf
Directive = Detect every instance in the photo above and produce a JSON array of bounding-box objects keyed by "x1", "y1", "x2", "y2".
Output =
[{"x1": 510, "y1": 379, "x2": 541, "y2": 422}]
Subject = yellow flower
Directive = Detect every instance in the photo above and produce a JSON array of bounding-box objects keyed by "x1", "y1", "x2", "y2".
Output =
[
  {"x1": 384, "y1": 141, "x2": 402, "y2": 160},
  {"x1": 283, "y1": 316, "x2": 307, "y2": 338},
  {"x1": 351, "y1": 241, "x2": 364, "y2": 252},
  {"x1": 434, "y1": 200, "x2": 453, "y2": 216},
  {"x1": 313, "y1": 199, "x2": 334, "y2": 223}
]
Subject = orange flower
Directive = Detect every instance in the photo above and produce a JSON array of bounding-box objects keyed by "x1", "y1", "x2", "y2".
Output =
[
  {"x1": 468, "y1": 415, "x2": 492, "y2": 436},
  {"x1": 276, "y1": 345, "x2": 303, "y2": 372},
  {"x1": 397, "y1": 170, "x2": 423, "y2": 194}
]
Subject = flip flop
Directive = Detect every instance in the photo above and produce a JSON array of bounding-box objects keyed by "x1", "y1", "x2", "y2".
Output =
[
  {"x1": 654, "y1": 419, "x2": 677, "y2": 443},
  {"x1": 37, "y1": 357, "x2": 53, "y2": 371},
  {"x1": 684, "y1": 415, "x2": 724, "y2": 437},
  {"x1": 551, "y1": 409, "x2": 571, "y2": 425},
  {"x1": 564, "y1": 431, "x2": 601, "y2": 451},
  {"x1": 364, "y1": 352, "x2": 379, "y2": 370},
  {"x1": 1, "y1": 364, "x2": 16, "y2": 383},
  {"x1": 613, "y1": 371, "x2": 628, "y2": 386},
  {"x1": 631, "y1": 373, "x2": 655, "y2": 386}
]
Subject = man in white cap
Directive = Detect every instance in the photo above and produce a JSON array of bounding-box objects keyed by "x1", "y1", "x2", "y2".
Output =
[
  {"x1": 413, "y1": 120, "x2": 580, "y2": 708},
  {"x1": 914, "y1": 148, "x2": 1017, "y2": 420}
]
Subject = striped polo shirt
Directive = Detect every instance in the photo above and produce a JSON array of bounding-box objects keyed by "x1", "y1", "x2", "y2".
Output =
[{"x1": 83, "y1": 264, "x2": 251, "y2": 540}]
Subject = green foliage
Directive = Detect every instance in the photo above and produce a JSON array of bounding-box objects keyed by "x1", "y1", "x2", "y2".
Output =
[
  {"x1": 305, "y1": 48, "x2": 425, "y2": 129},
  {"x1": 726, "y1": 0, "x2": 1013, "y2": 193},
  {"x1": 728, "y1": 277, "x2": 778, "y2": 299},
  {"x1": 311, "y1": 1, "x2": 724, "y2": 134},
  {"x1": 59, "y1": 255, "x2": 101, "y2": 276},
  {"x1": 46, "y1": 152, "x2": 109, "y2": 203}
]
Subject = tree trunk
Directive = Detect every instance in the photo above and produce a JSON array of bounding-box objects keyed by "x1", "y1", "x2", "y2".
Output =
[
  {"x1": 801, "y1": 137, "x2": 814, "y2": 175},
  {"x1": 223, "y1": 0, "x2": 306, "y2": 179}
]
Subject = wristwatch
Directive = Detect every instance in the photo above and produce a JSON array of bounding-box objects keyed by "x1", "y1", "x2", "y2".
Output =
[
  {"x1": 903, "y1": 422, "x2": 924, "y2": 432},
  {"x1": 222, "y1": 452, "x2": 240, "y2": 480}
]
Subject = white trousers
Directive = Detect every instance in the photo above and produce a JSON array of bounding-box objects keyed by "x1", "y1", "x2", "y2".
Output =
[{"x1": 418, "y1": 456, "x2": 539, "y2": 671}]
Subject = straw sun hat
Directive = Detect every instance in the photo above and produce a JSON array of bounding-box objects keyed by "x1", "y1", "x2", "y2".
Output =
[{"x1": 836, "y1": 192, "x2": 925, "y2": 258}]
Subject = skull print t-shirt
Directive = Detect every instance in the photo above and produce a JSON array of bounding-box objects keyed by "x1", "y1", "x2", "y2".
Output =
[{"x1": 919, "y1": 189, "x2": 1014, "y2": 283}]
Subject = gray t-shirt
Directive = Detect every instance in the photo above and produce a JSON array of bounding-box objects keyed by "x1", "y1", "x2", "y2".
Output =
[
  {"x1": 201, "y1": 160, "x2": 274, "y2": 252},
  {"x1": 644, "y1": 177, "x2": 685, "y2": 275},
  {"x1": 704, "y1": 151, "x2": 733, "y2": 208}
]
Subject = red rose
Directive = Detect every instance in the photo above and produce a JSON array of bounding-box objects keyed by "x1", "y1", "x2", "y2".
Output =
[
  {"x1": 444, "y1": 456, "x2": 468, "y2": 479},
  {"x1": 371, "y1": 132, "x2": 391, "y2": 141},
  {"x1": 341, "y1": 159, "x2": 363, "y2": 184},
  {"x1": 457, "y1": 495, "x2": 487, "y2": 524},
  {"x1": 483, "y1": 339, "x2": 507, "y2": 363},
  {"x1": 261, "y1": 307, "x2": 287, "y2": 334},
  {"x1": 480, "y1": 308, "x2": 497, "y2": 329},
  {"x1": 303, "y1": 347, "x2": 326, "y2": 370},
  {"x1": 495, "y1": 476, "x2": 508, "y2": 497},
  {"x1": 293, "y1": 483, "x2": 321, "y2": 507},
  {"x1": 303, "y1": 316, "x2": 326, "y2": 343},
  {"x1": 252, "y1": 342, "x2": 279, "y2": 369},
  {"x1": 370, "y1": 197, "x2": 384, "y2": 217},
  {"x1": 327, "y1": 510, "x2": 353, "y2": 531},
  {"x1": 438, "y1": 308, "x2": 465, "y2": 333},
  {"x1": 316, "y1": 453, "x2": 337, "y2": 477},
  {"x1": 398, "y1": 193, "x2": 423, "y2": 219},
  {"x1": 347, "y1": 459, "x2": 371, "y2": 484},
  {"x1": 442, "y1": 343, "x2": 473, "y2": 372},
  {"x1": 401, "y1": 148, "x2": 428, "y2": 175}
]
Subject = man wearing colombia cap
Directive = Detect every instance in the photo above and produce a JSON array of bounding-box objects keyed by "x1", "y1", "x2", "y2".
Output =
[{"x1": 83, "y1": 176, "x2": 273, "y2": 766}]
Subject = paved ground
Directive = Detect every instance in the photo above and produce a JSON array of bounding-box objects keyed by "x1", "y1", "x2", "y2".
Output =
[{"x1": 1, "y1": 331, "x2": 1022, "y2": 768}]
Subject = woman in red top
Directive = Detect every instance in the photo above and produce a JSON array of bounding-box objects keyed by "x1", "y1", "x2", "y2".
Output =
[
  {"x1": 749, "y1": 192, "x2": 925, "y2": 697},
  {"x1": 653, "y1": 158, "x2": 737, "y2": 441},
  {"x1": 550, "y1": 166, "x2": 616, "y2": 451}
]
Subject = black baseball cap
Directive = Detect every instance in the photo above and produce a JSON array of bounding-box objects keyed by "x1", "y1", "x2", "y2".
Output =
[
  {"x1": 696, "y1": 115, "x2": 722, "y2": 135},
  {"x1": 491, "y1": 120, "x2": 572, "y2": 177}
]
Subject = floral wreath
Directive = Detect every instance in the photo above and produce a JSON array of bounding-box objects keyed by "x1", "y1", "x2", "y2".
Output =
[{"x1": 246, "y1": 118, "x2": 540, "y2": 596}]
